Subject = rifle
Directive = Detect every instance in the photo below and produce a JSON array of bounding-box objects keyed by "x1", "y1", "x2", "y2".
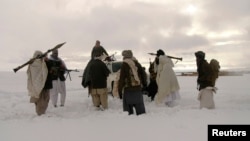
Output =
[
  {"x1": 13, "y1": 42, "x2": 66, "y2": 73},
  {"x1": 104, "y1": 52, "x2": 117, "y2": 62},
  {"x1": 65, "y1": 69, "x2": 79, "y2": 81},
  {"x1": 148, "y1": 53, "x2": 183, "y2": 61}
]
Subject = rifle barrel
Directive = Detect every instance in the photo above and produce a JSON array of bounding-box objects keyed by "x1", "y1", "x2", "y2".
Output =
[
  {"x1": 148, "y1": 53, "x2": 182, "y2": 61},
  {"x1": 148, "y1": 53, "x2": 157, "y2": 55},
  {"x1": 166, "y1": 55, "x2": 183, "y2": 61},
  {"x1": 65, "y1": 69, "x2": 79, "y2": 72}
]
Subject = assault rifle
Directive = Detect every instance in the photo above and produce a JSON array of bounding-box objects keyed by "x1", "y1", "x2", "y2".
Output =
[
  {"x1": 148, "y1": 53, "x2": 183, "y2": 61},
  {"x1": 65, "y1": 69, "x2": 79, "y2": 81},
  {"x1": 13, "y1": 42, "x2": 66, "y2": 73}
]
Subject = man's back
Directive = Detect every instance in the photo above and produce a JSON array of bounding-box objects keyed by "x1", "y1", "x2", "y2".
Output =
[{"x1": 89, "y1": 59, "x2": 110, "y2": 88}]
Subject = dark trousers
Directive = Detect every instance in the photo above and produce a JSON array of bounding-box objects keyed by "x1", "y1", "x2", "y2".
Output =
[
  {"x1": 127, "y1": 104, "x2": 146, "y2": 115},
  {"x1": 123, "y1": 89, "x2": 146, "y2": 116}
]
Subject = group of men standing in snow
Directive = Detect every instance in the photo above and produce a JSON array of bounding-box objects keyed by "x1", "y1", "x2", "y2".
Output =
[
  {"x1": 26, "y1": 40, "x2": 219, "y2": 116},
  {"x1": 81, "y1": 40, "x2": 218, "y2": 115}
]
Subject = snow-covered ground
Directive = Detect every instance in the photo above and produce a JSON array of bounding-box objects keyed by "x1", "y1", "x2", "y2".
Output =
[{"x1": 0, "y1": 71, "x2": 250, "y2": 141}]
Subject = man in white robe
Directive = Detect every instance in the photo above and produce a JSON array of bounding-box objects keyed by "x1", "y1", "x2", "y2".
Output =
[{"x1": 154, "y1": 49, "x2": 180, "y2": 106}]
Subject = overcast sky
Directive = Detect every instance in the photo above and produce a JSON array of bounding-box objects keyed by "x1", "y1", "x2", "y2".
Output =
[{"x1": 1, "y1": 0, "x2": 249, "y2": 72}]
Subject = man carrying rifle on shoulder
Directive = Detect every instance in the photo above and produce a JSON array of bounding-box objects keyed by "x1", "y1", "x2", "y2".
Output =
[
  {"x1": 152, "y1": 49, "x2": 181, "y2": 106},
  {"x1": 48, "y1": 49, "x2": 67, "y2": 107},
  {"x1": 13, "y1": 42, "x2": 66, "y2": 113},
  {"x1": 27, "y1": 50, "x2": 53, "y2": 116}
]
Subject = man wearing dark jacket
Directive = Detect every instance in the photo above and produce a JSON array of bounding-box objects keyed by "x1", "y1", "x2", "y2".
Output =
[
  {"x1": 89, "y1": 52, "x2": 110, "y2": 110},
  {"x1": 195, "y1": 51, "x2": 216, "y2": 109},
  {"x1": 82, "y1": 40, "x2": 109, "y2": 88},
  {"x1": 49, "y1": 49, "x2": 67, "y2": 107},
  {"x1": 91, "y1": 40, "x2": 109, "y2": 60},
  {"x1": 195, "y1": 51, "x2": 213, "y2": 90},
  {"x1": 118, "y1": 50, "x2": 146, "y2": 115}
]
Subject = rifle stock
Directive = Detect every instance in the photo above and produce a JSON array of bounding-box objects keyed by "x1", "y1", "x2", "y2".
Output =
[
  {"x1": 148, "y1": 53, "x2": 182, "y2": 61},
  {"x1": 13, "y1": 42, "x2": 66, "y2": 73}
]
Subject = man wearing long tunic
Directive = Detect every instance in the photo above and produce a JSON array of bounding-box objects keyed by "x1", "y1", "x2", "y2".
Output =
[
  {"x1": 154, "y1": 49, "x2": 180, "y2": 106},
  {"x1": 27, "y1": 51, "x2": 53, "y2": 116},
  {"x1": 195, "y1": 51, "x2": 217, "y2": 109}
]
